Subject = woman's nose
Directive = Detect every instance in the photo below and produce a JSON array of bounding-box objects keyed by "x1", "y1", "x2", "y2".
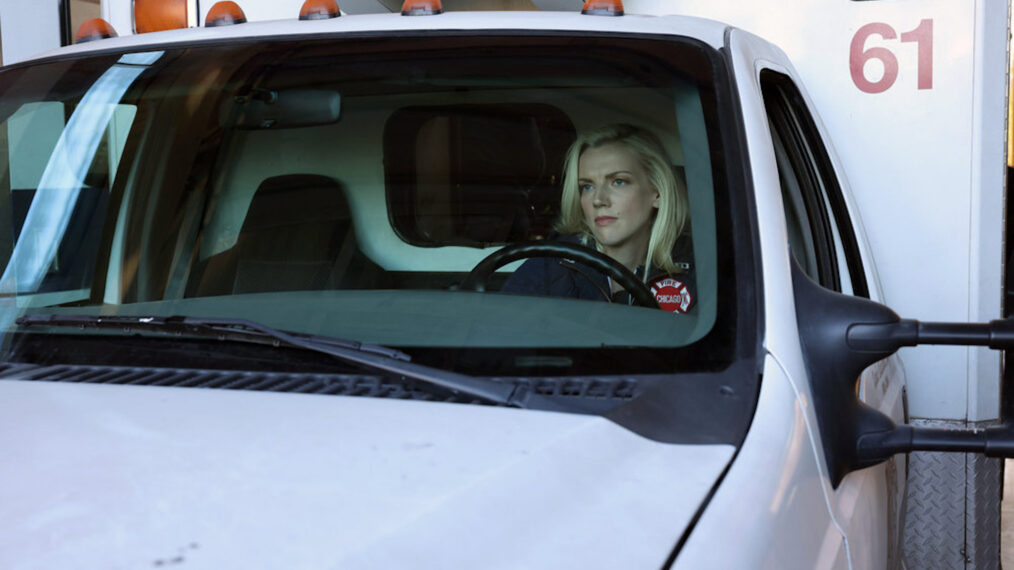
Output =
[{"x1": 592, "y1": 185, "x2": 609, "y2": 206}]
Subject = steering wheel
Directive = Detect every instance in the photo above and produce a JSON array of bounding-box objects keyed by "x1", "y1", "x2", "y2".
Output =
[{"x1": 460, "y1": 241, "x2": 660, "y2": 309}]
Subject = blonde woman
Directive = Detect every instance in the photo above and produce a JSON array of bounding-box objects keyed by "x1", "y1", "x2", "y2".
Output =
[{"x1": 502, "y1": 123, "x2": 695, "y2": 313}]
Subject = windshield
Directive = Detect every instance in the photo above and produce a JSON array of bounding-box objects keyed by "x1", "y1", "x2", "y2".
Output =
[{"x1": 0, "y1": 33, "x2": 749, "y2": 382}]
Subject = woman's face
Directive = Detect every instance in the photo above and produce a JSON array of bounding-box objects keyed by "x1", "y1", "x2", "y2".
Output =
[{"x1": 579, "y1": 142, "x2": 659, "y2": 265}]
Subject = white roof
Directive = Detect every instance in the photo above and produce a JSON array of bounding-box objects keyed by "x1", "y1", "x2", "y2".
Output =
[{"x1": 26, "y1": 11, "x2": 728, "y2": 63}]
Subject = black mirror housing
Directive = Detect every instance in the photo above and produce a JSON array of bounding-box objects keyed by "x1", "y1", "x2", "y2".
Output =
[{"x1": 791, "y1": 260, "x2": 1014, "y2": 487}]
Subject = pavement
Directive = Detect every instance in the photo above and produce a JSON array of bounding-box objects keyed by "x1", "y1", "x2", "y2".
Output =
[{"x1": 1004, "y1": 459, "x2": 1014, "y2": 568}]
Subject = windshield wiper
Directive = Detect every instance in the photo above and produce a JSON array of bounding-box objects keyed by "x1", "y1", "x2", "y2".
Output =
[{"x1": 15, "y1": 314, "x2": 561, "y2": 410}]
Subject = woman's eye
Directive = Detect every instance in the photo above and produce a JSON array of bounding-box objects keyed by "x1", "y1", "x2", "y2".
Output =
[
  {"x1": 579, "y1": 184, "x2": 594, "y2": 192},
  {"x1": 611, "y1": 178, "x2": 628, "y2": 187}
]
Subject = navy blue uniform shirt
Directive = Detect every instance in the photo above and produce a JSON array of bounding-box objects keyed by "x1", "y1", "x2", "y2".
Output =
[{"x1": 500, "y1": 234, "x2": 696, "y2": 312}]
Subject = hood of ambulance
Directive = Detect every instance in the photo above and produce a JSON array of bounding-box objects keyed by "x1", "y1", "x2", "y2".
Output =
[{"x1": 0, "y1": 380, "x2": 734, "y2": 569}]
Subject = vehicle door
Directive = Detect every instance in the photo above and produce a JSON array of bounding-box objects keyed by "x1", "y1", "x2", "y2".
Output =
[{"x1": 730, "y1": 28, "x2": 908, "y2": 570}]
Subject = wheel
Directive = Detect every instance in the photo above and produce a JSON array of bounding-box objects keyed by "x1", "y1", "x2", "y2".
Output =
[{"x1": 460, "y1": 240, "x2": 660, "y2": 309}]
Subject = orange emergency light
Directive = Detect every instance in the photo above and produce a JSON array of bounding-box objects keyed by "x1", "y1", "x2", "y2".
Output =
[
  {"x1": 75, "y1": 18, "x2": 118, "y2": 44},
  {"x1": 205, "y1": 1, "x2": 247, "y2": 26},
  {"x1": 134, "y1": 0, "x2": 188, "y2": 33},
  {"x1": 401, "y1": 0, "x2": 442, "y2": 16},
  {"x1": 300, "y1": 0, "x2": 340, "y2": 20},
  {"x1": 581, "y1": 0, "x2": 623, "y2": 16}
]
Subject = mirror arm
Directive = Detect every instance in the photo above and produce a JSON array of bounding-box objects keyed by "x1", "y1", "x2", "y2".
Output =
[
  {"x1": 847, "y1": 319, "x2": 1014, "y2": 352},
  {"x1": 857, "y1": 424, "x2": 1014, "y2": 468},
  {"x1": 847, "y1": 319, "x2": 1014, "y2": 469}
]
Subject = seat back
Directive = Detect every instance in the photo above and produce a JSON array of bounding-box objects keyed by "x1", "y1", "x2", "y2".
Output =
[
  {"x1": 191, "y1": 174, "x2": 357, "y2": 295},
  {"x1": 234, "y1": 173, "x2": 353, "y2": 293}
]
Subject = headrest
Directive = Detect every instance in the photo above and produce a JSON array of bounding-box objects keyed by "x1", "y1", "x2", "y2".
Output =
[{"x1": 242, "y1": 174, "x2": 349, "y2": 232}]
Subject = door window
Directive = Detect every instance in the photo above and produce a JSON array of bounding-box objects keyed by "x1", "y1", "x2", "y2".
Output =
[{"x1": 762, "y1": 71, "x2": 869, "y2": 298}]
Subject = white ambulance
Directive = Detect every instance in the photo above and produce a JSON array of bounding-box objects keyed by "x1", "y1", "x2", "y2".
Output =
[{"x1": 0, "y1": 0, "x2": 1008, "y2": 568}]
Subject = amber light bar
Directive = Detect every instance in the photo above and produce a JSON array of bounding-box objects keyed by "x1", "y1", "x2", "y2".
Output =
[
  {"x1": 581, "y1": 0, "x2": 624, "y2": 16},
  {"x1": 300, "y1": 0, "x2": 341, "y2": 20},
  {"x1": 134, "y1": 0, "x2": 188, "y2": 33},
  {"x1": 205, "y1": 1, "x2": 248, "y2": 26},
  {"x1": 75, "y1": 18, "x2": 118, "y2": 43},
  {"x1": 401, "y1": 0, "x2": 443, "y2": 16}
]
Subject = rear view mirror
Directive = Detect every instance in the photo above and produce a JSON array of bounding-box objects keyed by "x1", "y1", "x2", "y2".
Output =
[{"x1": 220, "y1": 88, "x2": 341, "y2": 130}]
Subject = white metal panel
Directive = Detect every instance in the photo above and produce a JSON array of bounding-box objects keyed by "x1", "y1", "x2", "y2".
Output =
[
  {"x1": 966, "y1": 0, "x2": 1008, "y2": 422},
  {"x1": 0, "y1": 380, "x2": 735, "y2": 569},
  {"x1": 101, "y1": 0, "x2": 130, "y2": 40},
  {"x1": 838, "y1": 359, "x2": 909, "y2": 570},
  {"x1": 0, "y1": 0, "x2": 63, "y2": 65},
  {"x1": 727, "y1": 27, "x2": 909, "y2": 568},
  {"x1": 744, "y1": 34, "x2": 909, "y2": 569},
  {"x1": 704, "y1": 27, "x2": 853, "y2": 568},
  {"x1": 675, "y1": 356, "x2": 847, "y2": 569}
]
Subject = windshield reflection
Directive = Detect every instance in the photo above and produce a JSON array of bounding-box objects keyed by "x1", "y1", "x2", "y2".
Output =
[{"x1": 1, "y1": 52, "x2": 163, "y2": 300}]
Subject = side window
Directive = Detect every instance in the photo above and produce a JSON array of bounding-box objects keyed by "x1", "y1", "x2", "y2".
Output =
[
  {"x1": 761, "y1": 71, "x2": 870, "y2": 298},
  {"x1": 0, "y1": 101, "x2": 136, "y2": 295}
]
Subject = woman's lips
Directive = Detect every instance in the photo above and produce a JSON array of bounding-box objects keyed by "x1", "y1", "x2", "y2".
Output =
[{"x1": 595, "y1": 216, "x2": 617, "y2": 227}]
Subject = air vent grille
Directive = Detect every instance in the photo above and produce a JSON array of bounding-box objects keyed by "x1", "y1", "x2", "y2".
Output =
[
  {"x1": 532, "y1": 377, "x2": 637, "y2": 399},
  {"x1": 6, "y1": 364, "x2": 475, "y2": 401},
  {"x1": 0, "y1": 363, "x2": 637, "y2": 404}
]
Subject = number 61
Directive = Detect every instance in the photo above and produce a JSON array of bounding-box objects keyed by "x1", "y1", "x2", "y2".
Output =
[{"x1": 850, "y1": 19, "x2": 933, "y2": 94}]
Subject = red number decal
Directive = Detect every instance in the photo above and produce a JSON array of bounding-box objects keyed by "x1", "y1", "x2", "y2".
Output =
[
  {"x1": 850, "y1": 23, "x2": 899, "y2": 94},
  {"x1": 850, "y1": 20, "x2": 934, "y2": 93},
  {"x1": 900, "y1": 19, "x2": 933, "y2": 90}
]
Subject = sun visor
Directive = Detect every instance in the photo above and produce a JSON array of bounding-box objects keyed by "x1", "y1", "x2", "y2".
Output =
[{"x1": 220, "y1": 89, "x2": 341, "y2": 130}]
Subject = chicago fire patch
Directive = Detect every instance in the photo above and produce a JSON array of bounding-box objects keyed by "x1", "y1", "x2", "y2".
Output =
[{"x1": 649, "y1": 277, "x2": 692, "y2": 314}]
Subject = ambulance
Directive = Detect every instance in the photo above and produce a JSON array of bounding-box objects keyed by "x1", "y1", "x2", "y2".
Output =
[{"x1": 0, "y1": 0, "x2": 1008, "y2": 568}]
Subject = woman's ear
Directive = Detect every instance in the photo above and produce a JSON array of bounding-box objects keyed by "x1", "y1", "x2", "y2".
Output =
[{"x1": 653, "y1": 192, "x2": 660, "y2": 208}]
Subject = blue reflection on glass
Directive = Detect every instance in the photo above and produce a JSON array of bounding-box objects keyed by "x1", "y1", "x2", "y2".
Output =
[{"x1": 0, "y1": 51, "x2": 164, "y2": 295}]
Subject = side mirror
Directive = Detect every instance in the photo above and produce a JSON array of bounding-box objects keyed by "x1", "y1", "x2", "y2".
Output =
[{"x1": 791, "y1": 261, "x2": 1014, "y2": 487}]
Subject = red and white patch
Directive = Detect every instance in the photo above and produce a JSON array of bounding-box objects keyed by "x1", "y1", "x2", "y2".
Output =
[{"x1": 650, "y1": 277, "x2": 692, "y2": 314}]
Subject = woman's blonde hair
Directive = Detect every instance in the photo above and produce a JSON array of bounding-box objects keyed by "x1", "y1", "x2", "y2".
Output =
[{"x1": 556, "y1": 123, "x2": 688, "y2": 275}]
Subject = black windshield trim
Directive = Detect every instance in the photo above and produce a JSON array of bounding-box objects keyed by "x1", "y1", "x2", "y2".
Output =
[{"x1": 2, "y1": 331, "x2": 752, "y2": 445}]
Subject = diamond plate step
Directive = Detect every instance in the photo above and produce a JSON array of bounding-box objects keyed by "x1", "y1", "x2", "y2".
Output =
[{"x1": 903, "y1": 419, "x2": 1002, "y2": 569}]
